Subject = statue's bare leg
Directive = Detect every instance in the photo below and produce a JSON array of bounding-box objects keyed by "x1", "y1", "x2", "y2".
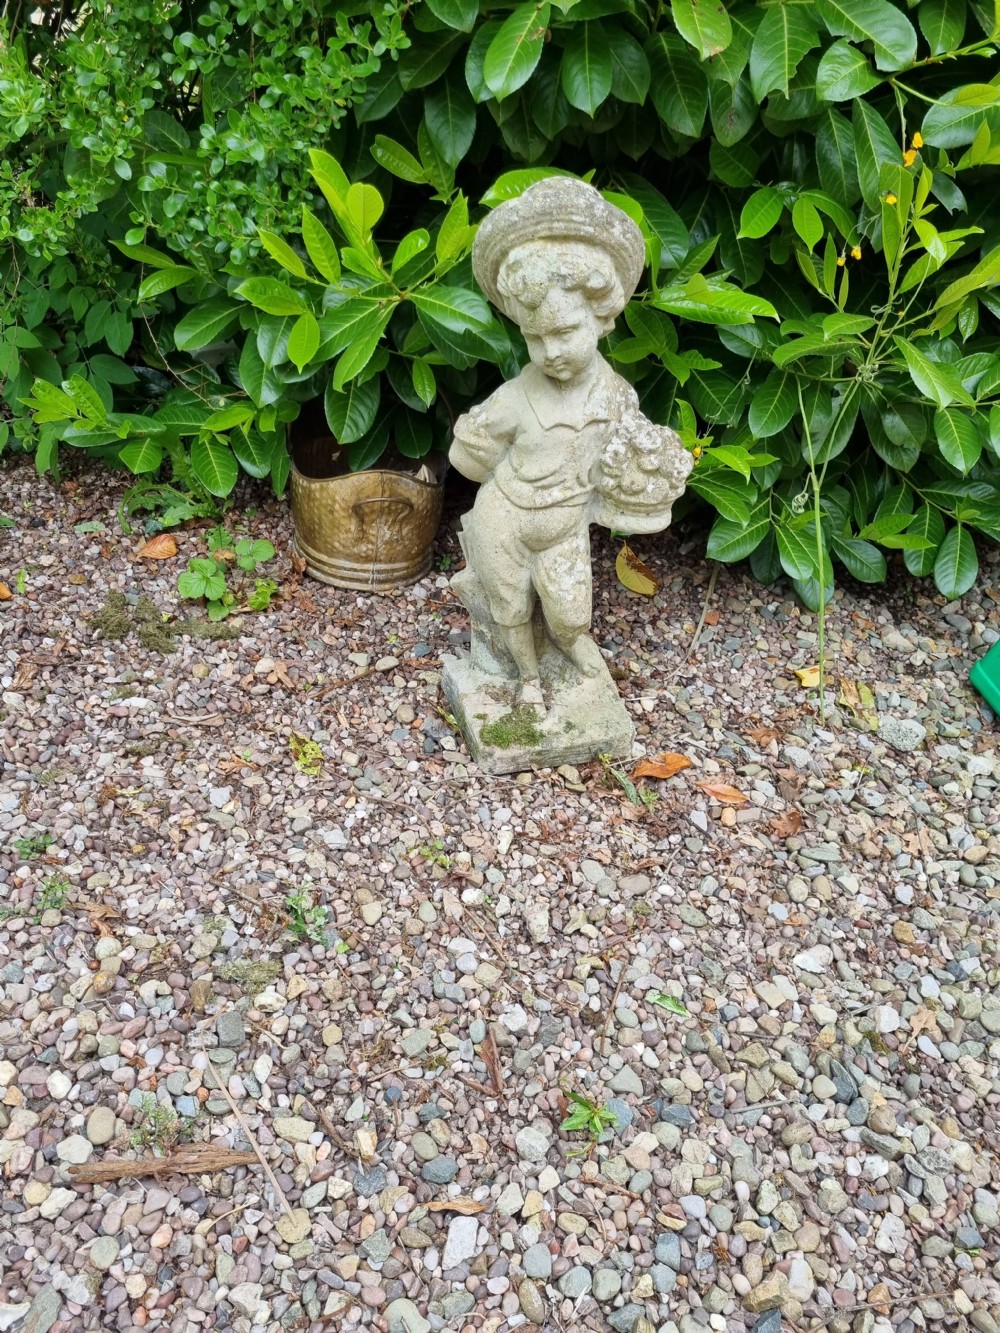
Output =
[{"x1": 504, "y1": 622, "x2": 546, "y2": 716}]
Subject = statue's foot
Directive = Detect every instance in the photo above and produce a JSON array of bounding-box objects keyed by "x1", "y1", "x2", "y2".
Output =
[
  {"x1": 518, "y1": 679, "x2": 546, "y2": 719},
  {"x1": 563, "y1": 633, "x2": 604, "y2": 679}
]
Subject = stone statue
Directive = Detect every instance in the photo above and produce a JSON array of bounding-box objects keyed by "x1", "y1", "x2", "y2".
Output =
[{"x1": 441, "y1": 178, "x2": 692, "y2": 774}]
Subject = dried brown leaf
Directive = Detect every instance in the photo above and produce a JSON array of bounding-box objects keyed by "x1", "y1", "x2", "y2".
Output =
[
  {"x1": 615, "y1": 543, "x2": 658, "y2": 597},
  {"x1": 794, "y1": 665, "x2": 821, "y2": 688},
  {"x1": 137, "y1": 533, "x2": 178, "y2": 560},
  {"x1": 632, "y1": 752, "x2": 693, "y2": 781},
  {"x1": 770, "y1": 809, "x2": 803, "y2": 837},
  {"x1": 68, "y1": 1142, "x2": 255, "y2": 1183},
  {"x1": 748, "y1": 726, "x2": 781, "y2": 746},
  {"x1": 425, "y1": 1198, "x2": 488, "y2": 1215},
  {"x1": 0, "y1": 582, "x2": 11, "y2": 600},
  {"x1": 696, "y1": 781, "x2": 750, "y2": 807}
]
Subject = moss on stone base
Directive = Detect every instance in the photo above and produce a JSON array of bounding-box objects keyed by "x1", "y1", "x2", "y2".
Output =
[{"x1": 479, "y1": 705, "x2": 544, "y2": 749}]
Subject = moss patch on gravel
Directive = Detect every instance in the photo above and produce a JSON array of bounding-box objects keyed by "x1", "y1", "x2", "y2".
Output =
[
  {"x1": 216, "y1": 960, "x2": 281, "y2": 994},
  {"x1": 92, "y1": 589, "x2": 241, "y2": 653}
]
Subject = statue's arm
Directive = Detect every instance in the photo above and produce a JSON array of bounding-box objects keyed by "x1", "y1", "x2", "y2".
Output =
[{"x1": 449, "y1": 387, "x2": 517, "y2": 482}]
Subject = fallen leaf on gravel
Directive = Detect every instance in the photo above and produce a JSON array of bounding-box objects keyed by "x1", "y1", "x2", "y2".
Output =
[
  {"x1": 616, "y1": 543, "x2": 657, "y2": 596},
  {"x1": 770, "y1": 809, "x2": 803, "y2": 837},
  {"x1": 794, "y1": 665, "x2": 820, "y2": 687},
  {"x1": 69, "y1": 1142, "x2": 255, "y2": 1182},
  {"x1": 467, "y1": 1133, "x2": 490, "y2": 1159},
  {"x1": 748, "y1": 726, "x2": 781, "y2": 745},
  {"x1": 481, "y1": 1028, "x2": 504, "y2": 1096},
  {"x1": 696, "y1": 781, "x2": 749, "y2": 806},
  {"x1": 138, "y1": 533, "x2": 178, "y2": 559},
  {"x1": 838, "y1": 676, "x2": 878, "y2": 729},
  {"x1": 11, "y1": 662, "x2": 37, "y2": 690},
  {"x1": 0, "y1": 583, "x2": 11, "y2": 600},
  {"x1": 906, "y1": 1006, "x2": 941, "y2": 1044},
  {"x1": 425, "y1": 1198, "x2": 488, "y2": 1215},
  {"x1": 632, "y1": 752, "x2": 692, "y2": 780}
]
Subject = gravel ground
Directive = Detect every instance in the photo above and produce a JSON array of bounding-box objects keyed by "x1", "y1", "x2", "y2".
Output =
[{"x1": 1, "y1": 451, "x2": 999, "y2": 1333}]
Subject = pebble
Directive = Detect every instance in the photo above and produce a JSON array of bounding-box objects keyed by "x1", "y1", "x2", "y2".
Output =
[
  {"x1": 86, "y1": 1106, "x2": 116, "y2": 1145},
  {"x1": 442, "y1": 1216, "x2": 479, "y2": 1268}
]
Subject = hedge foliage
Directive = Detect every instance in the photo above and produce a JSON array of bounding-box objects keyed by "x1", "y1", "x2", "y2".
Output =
[{"x1": 3, "y1": 0, "x2": 1000, "y2": 599}]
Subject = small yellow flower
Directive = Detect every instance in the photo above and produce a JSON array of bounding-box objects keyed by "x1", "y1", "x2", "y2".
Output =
[
  {"x1": 884, "y1": 192, "x2": 898, "y2": 205},
  {"x1": 851, "y1": 245, "x2": 863, "y2": 261},
  {"x1": 692, "y1": 445, "x2": 703, "y2": 462},
  {"x1": 903, "y1": 148, "x2": 918, "y2": 167},
  {"x1": 912, "y1": 131, "x2": 924, "y2": 149},
  {"x1": 837, "y1": 255, "x2": 846, "y2": 267}
]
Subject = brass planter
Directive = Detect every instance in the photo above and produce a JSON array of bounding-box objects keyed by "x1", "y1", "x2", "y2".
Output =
[{"x1": 290, "y1": 435, "x2": 445, "y2": 592}]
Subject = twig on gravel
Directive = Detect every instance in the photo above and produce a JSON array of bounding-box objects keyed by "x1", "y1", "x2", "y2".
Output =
[
  {"x1": 688, "y1": 560, "x2": 720, "y2": 655},
  {"x1": 796, "y1": 1289, "x2": 955, "y2": 1327},
  {"x1": 202, "y1": 1056, "x2": 295, "y2": 1219},
  {"x1": 599, "y1": 953, "x2": 629, "y2": 1058},
  {"x1": 68, "y1": 1142, "x2": 256, "y2": 1183}
]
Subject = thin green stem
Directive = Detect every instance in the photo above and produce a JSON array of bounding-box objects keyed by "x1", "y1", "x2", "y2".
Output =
[{"x1": 796, "y1": 379, "x2": 827, "y2": 724}]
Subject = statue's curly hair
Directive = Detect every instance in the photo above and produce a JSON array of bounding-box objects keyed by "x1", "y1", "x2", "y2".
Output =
[{"x1": 495, "y1": 240, "x2": 624, "y2": 333}]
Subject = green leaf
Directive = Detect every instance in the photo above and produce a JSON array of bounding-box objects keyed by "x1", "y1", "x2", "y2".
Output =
[
  {"x1": 749, "y1": 3, "x2": 820, "y2": 101},
  {"x1": 607, "y1": 24, "x2": 651, "y2": 103},
  {"x1": 348, "y1": 418, "x2": 391, "y2": 471},
  {"x1": 137, "y1": 266, "x2": 196, "y2": 301},
  {"x1": 371, "y1": 135, "x2": 428, "y2": 184},
  {"x1": 395, "y1": 411, "x2": 433, "y2": 458},
  {"x1": 918, "y1": 0, "x2": 966, "y2": 56},
  {"x1": 654, "y1": 276, "x2": 779, "y2": 324},
  {"x1": 325, "y1": 374, "x2": 380, "y2": 444},
  {"x1": 317, "y1": 296, "x2": 394, "y2": 358},
  {"x1": 815, "y1": 40, "x2": 882, "y2": 101},
  {"x1": 561, "y1": 22, "x2": 614, "y2": 116},
  {"x1": 935, "y1": 406, "x2": 982, "y2": 472},
  {"x1": 236, "y1": 278, "x2": 308, "y2": 317},
  {"x1": 412, "y1": 284, "x2": 492, "y2": 332},
  {"x1": 749, "y1": 371, "x2": 797, "y2": 437},
  {"x1": 332, "y1": 308, "x2": 393, "y2": 391},
  {"x1": 792, "y1": 198, "x2": 824, "y2": 250},
  {"x1": 895, "y1": 336, "x2": 976, "y2": 408},
  {"x1": 921, "y1": 87, "x2": 1000, "y2": 149},
  {"x1": 64, "y1": 376, "x2": 108, "y2": 425},
  {"x1": 425, "y1": 0, "x2": 479, "y2": 30},
  {"x1": 345, "y1": 183, "x2": 384, "y2": 240},
  {"x1": 398, "y1": 30, "x2": 464, "y2": 90},
  {"x1": 904, "y1": 504, "x2": 946, "y2": 576},
  {"x1": 424, "y1": 77, "x2": 477, "y2": 168},
  {"x1": 257, "y1": 230, "x2": 308, "y2": 280},
  {"x1": 309, "y1": 149, "x2": 350, "y2": 208},
  {"x1": 647, "y1": 32, "x2": 709, "y2": 138},
  {"x1": 483, "y1": 1, "x2": 551, "y2": 100},
  {"x1": 436, "y1": 193, "x2": 473, "y2": 267},
  {"x1": 933, "y1": 524, "x2": 977, "y2": 597},
  {"x1": 831, "y1": 534, "x2": 887, "y2": 581},
  {"x1": 776, "y1": 523, "x2": 819, "y2": 579},
  {"x1": 173, "y1": 300, "x2": 240, "y2": 352},
  {"x1": 852, "y1": 100, "x2": 901, "y2": 211},
  {"x1": 110, "y1": 240, "x2": 175, "y2": 269},
  {"x1": 301, "y1": 207, "x2": 342, "y2": 284},
  {"x1": 190, "y1": 438, "x2": 238, "y2": 497},
  {"x1": 649, "y1": 992, "x2": 689, "y2": 1016},
  {"x1": 705, "y1": 499, "x2": 770, "y2": 560},
  {"x1": 688, "y1": 471, "x2": 753, "y2": 522},
  {"x1": 816, "y1": 108, "x2": 861, "y2": 205},
  {"x1": 287, "y1": 312, "x2": 321, "y2": 373},
  {"x1": 934, "y1": 245, "x2": 1000, "y2": 310},
  {"x1": 738, "y1": 187, "x2": 784, "y2": 239},
  {"x1": 231, "y1": 431, "x2": 274, "y2": 480},
  {"x1": 672, "y1": 0, "x2": 733, "y2": 59},
  {"x1": 119, "y1": 439, "x2": 163, "y2": 474},
  {"x1": 814, "y1": 0, "x2": 917, "y2": 70},
  {"x1": 411, "y1": 359, "x2": 437, "y2": 408}
]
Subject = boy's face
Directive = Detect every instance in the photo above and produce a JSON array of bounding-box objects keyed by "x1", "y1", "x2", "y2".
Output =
[{"x1": 520, "y1": 288, "x2": 603, "y2": 384}]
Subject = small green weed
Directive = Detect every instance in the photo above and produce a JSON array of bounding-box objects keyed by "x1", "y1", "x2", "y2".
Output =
[
  {"x1": 289, "y1": 734, "x2": 323, "y2": 775},
  {"x1": 284, "y1": 889, "x2": 331, "y2": 944},
  {"x1": 128, "y1": 1093, "x2": 188, "y2": 1154},
  {"x1": 15, "y1": 569, "x2": 27, "y2": 595},
  {"x1": 600, "y1": 754, "x2": 658, "y2": 814},
  {"x1": 35, "y1": 873, "x2": 70, "y2": 917},
  {"x1": 560, "y1": 1090, "x2": 619, "y2": 1150},
  {"x1": 649, "y1": 992, "x2": 689, "y2": 1017},
  {"x1": 418, "y1": 838, "x2": 451, "y2": 869},
  {"x1": 178, "y1": 530, "x2": 277, "y2": 620},
  {"x1": 13, "y1": 832, "x2": 54, "y2": 859}
]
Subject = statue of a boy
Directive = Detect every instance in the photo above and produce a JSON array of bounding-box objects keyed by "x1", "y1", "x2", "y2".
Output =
[{"x1": 442, "y1": 178, "x2": 692, "y2": 773}]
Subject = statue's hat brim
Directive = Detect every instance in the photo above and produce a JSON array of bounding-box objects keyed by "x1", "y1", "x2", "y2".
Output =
[{"x1": 472, "y1": 177, "x2": 646, "y2": 313}]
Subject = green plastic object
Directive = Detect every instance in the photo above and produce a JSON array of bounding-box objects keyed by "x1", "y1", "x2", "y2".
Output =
[{"x1": 970, "y1": 639, "x2": 1000, "y2": 716}]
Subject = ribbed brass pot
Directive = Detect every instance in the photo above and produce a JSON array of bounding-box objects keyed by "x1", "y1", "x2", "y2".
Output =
[{"x1": 290, "y1": 435, "x2": 445, "y2": 592}]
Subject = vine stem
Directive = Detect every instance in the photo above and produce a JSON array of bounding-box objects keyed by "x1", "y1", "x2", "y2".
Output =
[{"x1": 797, "y1": 381, "x2": 828, "y2": 724}]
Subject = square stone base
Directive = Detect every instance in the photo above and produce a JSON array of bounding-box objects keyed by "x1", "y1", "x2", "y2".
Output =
[{"x1": 441, "y1": 653, "x2": 635, "y2": 776}]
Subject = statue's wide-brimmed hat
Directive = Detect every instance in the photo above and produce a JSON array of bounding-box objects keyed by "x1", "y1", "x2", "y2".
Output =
[{"x1": 472, "y1": 176, "x2": 645, "y2": 314}]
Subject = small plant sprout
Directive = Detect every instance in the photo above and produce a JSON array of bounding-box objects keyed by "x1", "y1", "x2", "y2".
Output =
[
  {"x1": 417, "y1": 838, "x2": 451, "y2": 869},
  {"x1": 36, "y1": 873, "x2": 70, "y2": 918},
  {"x1": 284, "y1": 888, "x2": 331, "y2": 944},
  {"x1": 560, "y1": 1090, "x2": 619, "y2": 1151},
  {"x1": 13, "y1": 832, "x2": 54, "y2": 859},
  {"x1": 289, "y1": 734, "x2": 323, "y2": 775},
  {"x1": 128, "y1": 1093, "x2": 188, "y2": 1154},
  {"x1": 177, "y1": 529, "x2": 278, "y2": 620}
]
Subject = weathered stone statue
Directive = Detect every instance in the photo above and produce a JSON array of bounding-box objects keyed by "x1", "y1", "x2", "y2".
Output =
[{"x1": 442, "y1": 178, "x2": 692, "y2": 774}]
